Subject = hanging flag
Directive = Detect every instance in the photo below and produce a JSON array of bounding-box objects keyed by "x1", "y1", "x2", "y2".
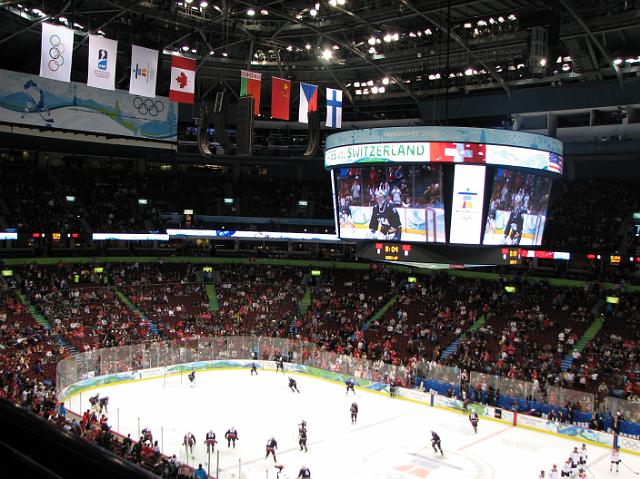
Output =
[
  {"x1": 87, "y1": 35, "x2": 117, "y2": 90},
  {"x1": 325, "y1": 88, "x2": 343, "y2": 128},
  {"x1": 271, "y1": 76, "x2": 291, "y2": 120},
  {"x1": 169, "y1": 55, "x2": 196, "y2": 104},
  {"x1": 240, "y1": 70, "x2": 262, "y2": 116},
  {"x1": 40, "y1": 23, "x2": 74, "y2": 82},
  {"x1": 129, "y1": 45, "x2": 158, "y2": 98},
  {"x1": 298, "y1": 82, "x2": 318, "y2": 123}
]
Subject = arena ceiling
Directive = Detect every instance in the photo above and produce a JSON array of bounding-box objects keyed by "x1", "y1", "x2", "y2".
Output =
[{"x1": 1, "y1": 0, "x2": 640, "y2": 113}]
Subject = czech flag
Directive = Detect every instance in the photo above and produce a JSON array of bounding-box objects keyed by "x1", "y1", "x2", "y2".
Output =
[{"x1": 298, "y1": 82, "x2": 318, "y2": 123}]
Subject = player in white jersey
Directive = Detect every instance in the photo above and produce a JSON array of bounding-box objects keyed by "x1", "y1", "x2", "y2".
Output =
[
  {"x1": 538, "y1": 470, "x2": 545, "y2": 479},
  {"x1": 561, "y1": 459, "x2": 572, "y2": 477},
  {"x1": 610, "y1": 447, "x2": 621, "y2": 472},
  {"x1": 579, "y1": 444, "x2": 587, "y2": 465},
  {"x1": 548, "y1": 464, "x2": 558, "y2": 479},
  {"x1": 570, "y1": 447, "x2": 580, "y2": 470}
]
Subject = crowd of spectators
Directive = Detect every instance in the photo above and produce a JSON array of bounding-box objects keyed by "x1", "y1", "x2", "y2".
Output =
[
  {"x1": 0, "y1": 162, "x2": 332, "y2": 235},
  {"x1": 4, "y1": 161, "x2": 640, "y2": 258},
  {"x1": 1, "y1": 262, "x2": 640, "y2": 477},
  {"x1": 544, "y1": 178, "x2": 640, "y2": 253}
]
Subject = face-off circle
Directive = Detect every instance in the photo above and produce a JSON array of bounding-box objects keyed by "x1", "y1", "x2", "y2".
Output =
[{"x1": 353, "y1": 445, "x2": 494, "y2": 479}]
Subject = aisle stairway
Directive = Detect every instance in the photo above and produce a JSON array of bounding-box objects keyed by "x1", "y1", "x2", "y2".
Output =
[
  {"x1": 561, "y1": 316, "x2": 605, "y2": 371},
  {"x1": 291, "y1": 286, "x2": 311, "y2": 337},
  {"x1": 205, "y1": 284, "x2": 219, "y2": 312},
  {"x1": 361, "y1": 294, "x2": 399, "y2": 332},
  {"x1": 16, "y1": 291, "x2": 78, "y2": 355},
  {"x1": 114, "y1": 288, "x2": 160, "y2": 336},
  {"x1": 440, "y1": 313, "x2": 490, "y2": 360}
]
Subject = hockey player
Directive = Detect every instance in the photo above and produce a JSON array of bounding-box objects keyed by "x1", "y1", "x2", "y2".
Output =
[
  {"x1": 225, "y1": 427, "x2": 238, "y2": 448},
  {"x1": 579, "y1": 444, "x2": 587, "y2": 465},
  {"x1": 89, "y1": 393, "x2": 100, "y2": 412},
  {"x1": 188, "y1": 370, "x2": 196, "y2": 386},
  {"x1": 183, "y1": 432, "x2": 196, "y2": 455},
  {"x1": 250, "y1": 362, "x2": 258, "y2": 375},
  {"x1": 298, "y1": 420, "x2": 307, "y2": 434},
  {"x1": 350, "y1": 402, "x2": 359, "y2": 424},
  {"x1": 141, "y1": 427, "x2": 153, "y2": 443},
  {"x1": 205, "y1": 430, "x2": 217, "y2": 454},
  {"x1": 99, "y1": 396, "x2": 109, "y2": 413},
  {"x1": 266, "y1": 437, "x2": 278, "y2": 462},
  {"x1": 297, "y1": 465, "x2": 311, "y2": 478},
  {"x1": 549, "y1": 464, "x2": 558, "y2": 479},
  {"x1": 276, "y1": 356, "x2": 285, "y2": 374},
  {"x1": 431, "y1": 431, "x2": 443, "y2": 456},
  {"x1": 560, "y1": 458, "x2": 572, "y2": 477},
  {"x1": 538, "y1": 471, "x2": 545, "y2": 479},
  {"x1": 570, "y1": 447, "x2": 580, "y2": 471},
  {"x1": 289, "y1": 377, "x2": 300, "y2": 393},
  {"x1": 469, "y1": 411, "x2": 479, "y2": 434},
  {"x1": 345, "y1": 378, "x2": 356, "y2": 395},
  {"x1": 610, "y1": 447, "x2": 621, "y2": 473},
  {"x1": 299, "y1": 427, "x2": 308, "y2": 452},
  {"x1": 577, "y1": 468, "x2": 587, "y2": 479},
  {"x1": 368, "y1": 191, "x2": 402, "y2": 241},
  {"x1": 503, "y1": 202, "x2": 527, "y2": 245}
]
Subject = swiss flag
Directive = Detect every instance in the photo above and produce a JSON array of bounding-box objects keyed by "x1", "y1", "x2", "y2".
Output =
[
  {"x1": 431, "y1": 142, "x2": 486, "y2": 163},
  {"x1": 169, "y1": 55, "x2": 196, "y2": 104}
]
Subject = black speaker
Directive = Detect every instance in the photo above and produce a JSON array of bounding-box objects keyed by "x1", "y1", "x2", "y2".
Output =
[
  {"x1": 236, "y1": 96, "x2": 254, "y2": 156},
  {"x1": 303, "y1": 110, "x2": 321, "y2": 158},
  {"x1": 197, "y1": 103, "x2": 213, "y2": 157},
  {"x1": 213, "y1": 90, "x2": 233, "y2": 154}
]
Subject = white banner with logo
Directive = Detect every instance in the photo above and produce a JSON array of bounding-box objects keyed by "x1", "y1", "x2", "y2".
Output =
[
  {"x1": 87, "y1": 35, "x2": 117, "y2": 90},
  {"x1": 40, "y1": 23, "x2": 74, "y2": 82},
  {"x1": 449, "y1": 164, "x2": 486, "y2": 244},
  {"x1": 129, "y1": 45, "x2": 158, "y2": 98}
]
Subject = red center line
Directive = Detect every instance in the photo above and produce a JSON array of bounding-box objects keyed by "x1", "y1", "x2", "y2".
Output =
[{"x1": 458, "y1": 425, "x2": 513, "y2": 451}]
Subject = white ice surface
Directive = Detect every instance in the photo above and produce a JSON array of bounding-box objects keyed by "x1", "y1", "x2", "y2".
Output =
[{"x1": 65, "y1": 369, "x2": 640, "y2": 478}]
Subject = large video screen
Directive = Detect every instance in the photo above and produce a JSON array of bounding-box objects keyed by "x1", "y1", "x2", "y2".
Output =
[
  {"x1": 483, "y1": 168, "x2": 552, "y2": 246},
  {"x1": 334, "y1": 165, "x2": 445, "y2": 243}
]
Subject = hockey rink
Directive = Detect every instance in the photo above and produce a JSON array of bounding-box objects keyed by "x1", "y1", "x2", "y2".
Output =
[{"x1": 65, "y1": 369, "x2": 640, "y2": 478}]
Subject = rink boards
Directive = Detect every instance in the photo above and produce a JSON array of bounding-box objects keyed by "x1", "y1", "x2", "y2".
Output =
[{"x1": 59, "y1": 358, "x2": 640, "y2": 456}]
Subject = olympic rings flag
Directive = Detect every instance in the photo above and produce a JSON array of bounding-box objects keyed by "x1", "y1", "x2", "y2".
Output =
[{"x1": 39, "y1": 23, "x2": 74, "y2": 83}]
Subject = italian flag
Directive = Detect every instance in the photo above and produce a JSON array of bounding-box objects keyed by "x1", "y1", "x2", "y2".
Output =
[{"x1": 240, "y1": 70, "x2": 262, "y2": 116}]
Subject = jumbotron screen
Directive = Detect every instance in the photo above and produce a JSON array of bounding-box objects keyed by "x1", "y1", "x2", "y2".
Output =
[
  {"x1": 334, "y1": 165, "x2": 446, "y2": 243},
  {"x1": 483, "y1": 168, "x2": 553, "y2": 246}
]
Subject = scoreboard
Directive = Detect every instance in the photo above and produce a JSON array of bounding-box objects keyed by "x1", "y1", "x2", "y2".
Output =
[
  {"x1": 358, "y1": 242, "x2": 522, "y2": 267},
  {"x1": 373, "y1": 243, "x2": 414, "y2": 261}
]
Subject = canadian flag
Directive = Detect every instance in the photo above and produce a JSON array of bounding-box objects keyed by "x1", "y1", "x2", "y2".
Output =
[{"x1": 169, "y1": 55, "x2": 196, "y2": 104}]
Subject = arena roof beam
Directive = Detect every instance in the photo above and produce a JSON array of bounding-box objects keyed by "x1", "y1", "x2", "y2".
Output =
[
  {"x1": 557, "y1": 0, "x2": 623, "y2": 85},
  {"x1": 231, "y1": 0, "x2": 420, "y2": 106},
  {"x1": 398, "y1": 0, "x2": 511, "y2": 98},
  {"x1": 0, "y1": 0, "x2": 71, "y2": 46},
  {"x1": 73, "y1": 7, "x2": 130, "y2": 53}
]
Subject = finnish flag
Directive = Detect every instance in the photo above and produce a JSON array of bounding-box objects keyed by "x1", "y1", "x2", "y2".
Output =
[{"x1": 326, "y1": 88, "x2": 342, "y2": 129}]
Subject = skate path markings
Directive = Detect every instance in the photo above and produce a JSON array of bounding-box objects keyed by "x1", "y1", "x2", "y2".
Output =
[
  {"x1": 458, "y1": 425, "x2": 512, "y2": 451},
  {"x1": 218, "y1": 408, "x2": 425, "y2": 471}
]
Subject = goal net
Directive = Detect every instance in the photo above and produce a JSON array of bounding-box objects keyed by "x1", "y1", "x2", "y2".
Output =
[{"x1": 163, "y1": 371, "x2": 183, "y2": 388}]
